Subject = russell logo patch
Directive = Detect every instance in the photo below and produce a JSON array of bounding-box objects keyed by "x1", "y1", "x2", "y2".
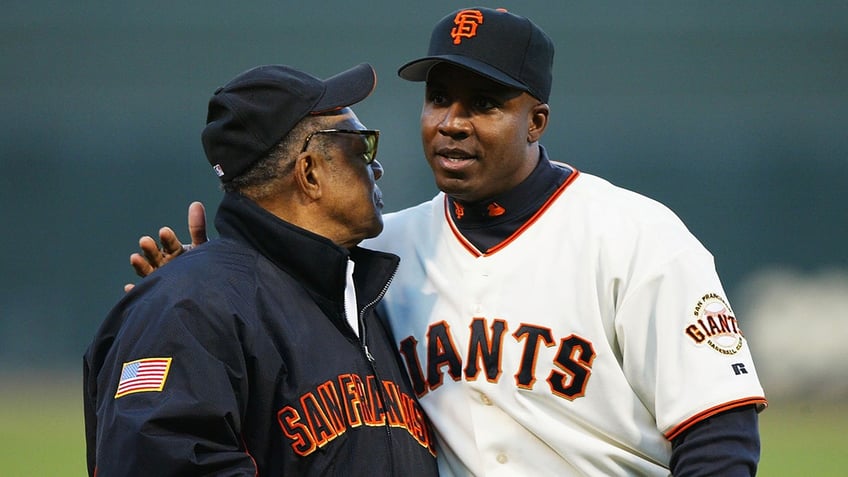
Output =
[{"x1": 684, "y1": 293, "x2": 744, "y2": 355}]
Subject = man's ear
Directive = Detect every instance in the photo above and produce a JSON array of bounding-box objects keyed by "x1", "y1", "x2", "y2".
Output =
[
  {"x1": 293, "y1": 152, "x2": 323, "y2": 200},
  {"x1": 528, "y1": 102, "x2": 550, "y2": 143}
]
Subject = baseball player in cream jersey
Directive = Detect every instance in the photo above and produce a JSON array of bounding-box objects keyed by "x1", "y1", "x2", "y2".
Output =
[
  {"x1": 127, "y1": 7, "x2": 767, "y2": 476},
  {"x1": 364, "y1": 7, "x2": 767, "y2": 476},
  {"x1": 364, "y1": 166, "x2": 765, "y2": 475}
]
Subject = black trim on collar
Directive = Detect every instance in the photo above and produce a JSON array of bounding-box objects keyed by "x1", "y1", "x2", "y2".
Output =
[{"x1": 447, "y1": 146, "x2": 572, "y2": 251}]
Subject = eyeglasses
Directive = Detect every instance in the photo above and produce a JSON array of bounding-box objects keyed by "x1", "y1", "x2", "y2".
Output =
[{"x1": 300, "y1": 129, "x2": 380, "y2": 164}]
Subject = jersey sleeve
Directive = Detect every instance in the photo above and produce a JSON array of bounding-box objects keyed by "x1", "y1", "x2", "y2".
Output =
[
  {"x1": 614, "y1": 229, "x2": 766, "y2": 440},
  {"x1": 85, "y1": 289, "x2": 257, "y2": 476}
]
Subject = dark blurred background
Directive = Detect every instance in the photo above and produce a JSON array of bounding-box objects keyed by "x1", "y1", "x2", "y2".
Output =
[{"x1": 1, "y1": 1, "x2": 846, "y2": 401}]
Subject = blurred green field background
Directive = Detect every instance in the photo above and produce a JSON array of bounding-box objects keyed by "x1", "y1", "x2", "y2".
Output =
[{"x1": 1, "y1": 372, "x2": 845, "y2": 476}]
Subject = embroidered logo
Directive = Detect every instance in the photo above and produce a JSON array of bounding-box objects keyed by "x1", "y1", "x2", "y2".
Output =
[
  {"x1": 487, "y1": 202, "x2": 506, "y2": 217},
  {"x1": 684, "y1": 293, "x2": 744, "y2": 355},
  {"x1": 451, "y1": 10, "x2": 484, "y2": 44},
  {"x1": 731, "y1": 363, "x2": 748, "y2": 375},
  {"x1": 115, "y1": 357, "x2": 172, "y2": 398},
  {"x1": 454, "y1": 201, "x2": 465, "y2": 220}
]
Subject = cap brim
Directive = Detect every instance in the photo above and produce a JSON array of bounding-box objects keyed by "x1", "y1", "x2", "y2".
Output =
[
  {"x1": 398, "y1": 55, "x2": 527, "y2": 92},
  {"x1": 312, "y1": 63, "x2": 377, "y2": 114}
]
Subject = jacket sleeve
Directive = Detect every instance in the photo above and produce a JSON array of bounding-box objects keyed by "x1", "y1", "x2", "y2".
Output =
[{"x1": 86, "y1": 291, "x2": 256, "y2": 477}]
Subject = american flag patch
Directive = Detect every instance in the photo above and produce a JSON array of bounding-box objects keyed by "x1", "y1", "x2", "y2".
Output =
[{"x1": 114, "y1": 357, "x2": 172, "y2": 398}]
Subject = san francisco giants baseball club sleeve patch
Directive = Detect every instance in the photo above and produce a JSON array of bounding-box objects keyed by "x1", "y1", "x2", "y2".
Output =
[
  {"x1": 114, "y1": 357, "x2": 173, "y2": 398},
  {"x1": 684, "y1": 293, "x2": 745, "y2": 355}
]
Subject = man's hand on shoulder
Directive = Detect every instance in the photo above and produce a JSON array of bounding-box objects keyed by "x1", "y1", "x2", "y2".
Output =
[{"x1": 123, "y1": 201, "x2": 210, "y2": 292}]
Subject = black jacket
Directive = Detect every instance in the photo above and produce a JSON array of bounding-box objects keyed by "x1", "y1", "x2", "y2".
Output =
[{"x1": 84, "y1": 192, "x2": 439, "y2": 476}]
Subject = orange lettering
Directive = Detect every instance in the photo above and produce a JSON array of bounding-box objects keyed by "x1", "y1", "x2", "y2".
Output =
[{"x1": 451, "y1": 10, "x2": 484, "y2": 44}]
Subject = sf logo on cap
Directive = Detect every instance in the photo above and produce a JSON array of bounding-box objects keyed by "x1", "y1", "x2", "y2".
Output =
[{"x1": 451, "y1": 10, "x2": 484, "y2": 44}]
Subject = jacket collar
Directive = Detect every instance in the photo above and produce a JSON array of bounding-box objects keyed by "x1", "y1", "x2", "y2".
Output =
[{"x1": 213, "y1": 192, "x2": 398, "y2": 308}]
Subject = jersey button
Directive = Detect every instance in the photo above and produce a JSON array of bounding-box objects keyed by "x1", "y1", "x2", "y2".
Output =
[
  {"x1": 480, "y1": 393, "x2": 493, "y2": 405},
  {"x1": 496, "y1": 453, "x2": 508, "y2": 464}
]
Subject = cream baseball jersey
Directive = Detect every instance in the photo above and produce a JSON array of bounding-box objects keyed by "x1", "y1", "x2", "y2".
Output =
[{"x1": 363, "y1": 168, "x2": 766, "y2": 476}]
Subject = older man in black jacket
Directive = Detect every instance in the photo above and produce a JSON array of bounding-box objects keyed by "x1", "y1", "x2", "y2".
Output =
[{"x1": 83, "y1": 63, "x2": 438, "y2": 476}]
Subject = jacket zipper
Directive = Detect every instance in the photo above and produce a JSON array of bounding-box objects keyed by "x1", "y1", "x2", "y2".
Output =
[
  {"x1": 358, "y1": 266, "x2": 395, "y2": 363},
  {"x1": 357, "y1": 266, "x2": 397, "y2": 473}
]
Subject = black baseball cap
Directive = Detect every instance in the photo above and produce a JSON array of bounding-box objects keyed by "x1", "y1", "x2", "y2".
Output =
[
  {"x1": 398, "y1": 7, "x2": 554, "y2": 102},
  {"x1": 202, "y1": 63, "x2": 377, "y2": 182}
]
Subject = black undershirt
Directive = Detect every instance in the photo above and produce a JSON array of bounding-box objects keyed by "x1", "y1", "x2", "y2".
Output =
[
  {"x1": 446, "y1": 147, "x2": 571, "y2": 253},
  {"x1": 444, "y1": 146, "x2": 760, "y2": 474}
]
